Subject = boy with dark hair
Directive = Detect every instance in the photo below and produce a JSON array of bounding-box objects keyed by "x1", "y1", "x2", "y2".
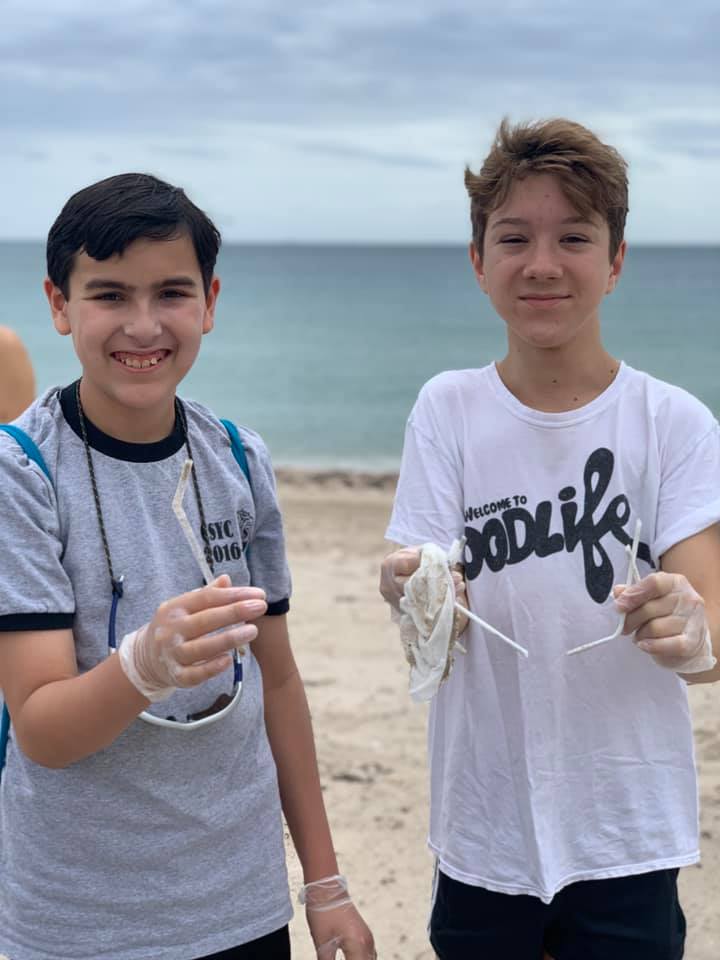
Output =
[
  {"x1": 0, "y1": 173, "x2": 374, "y2": 960},
  {"x1": 380, "y1": 119, "x2": 720, "y2": 959}
]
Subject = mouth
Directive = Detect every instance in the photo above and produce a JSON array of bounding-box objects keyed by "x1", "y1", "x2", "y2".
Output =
[
  {"x1": 111, "y1": 349, "x2": 172, "y2": 371},
  {"x1": 519, "y1": 294, "x2": 571, "y2": 307}
]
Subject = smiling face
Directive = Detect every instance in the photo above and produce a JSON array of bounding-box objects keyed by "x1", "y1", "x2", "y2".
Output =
[
  {"x1": 470, "y1": 173, "x2": 626, "y2": 354},
  {"x1": 46, "y1": 233, "x2": 219, "y2": 440}
]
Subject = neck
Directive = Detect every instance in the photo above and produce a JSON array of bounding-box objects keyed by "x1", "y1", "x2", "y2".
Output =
[
  {"x1": 497, "y1": 337, "x2": 620, "y2": 413},
  {"x1": 78, "y1": 380, "x2": 176, "y2": 443}
]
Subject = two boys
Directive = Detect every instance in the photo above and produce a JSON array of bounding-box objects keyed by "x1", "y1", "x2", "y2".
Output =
[{"x1": 381, "y1": 119, "x2": 720, "y2": 958}]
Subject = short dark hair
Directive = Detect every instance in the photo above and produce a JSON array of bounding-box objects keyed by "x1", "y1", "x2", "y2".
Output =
[
  {"x1": 465, "y1": 118, "x2": 629, "y2": 260},
  {"x1": 47, "y1": 173, "x2": 221, "y2": 296}
]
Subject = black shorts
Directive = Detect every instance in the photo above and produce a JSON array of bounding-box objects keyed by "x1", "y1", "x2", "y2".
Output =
[
  {"x1": 430, "y1": 869, "x2": 686, "y2": 960},
  {"x1": 196, "y1": 925, "x2": 291, "y2": 960}
]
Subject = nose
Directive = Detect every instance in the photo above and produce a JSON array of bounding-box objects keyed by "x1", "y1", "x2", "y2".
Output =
[
  {"x1": 122, "y1": 302, "x2": 162, "y2": 342},
  {"x1": 522, "y1": 241, "x2": 562, "y2": 281}
]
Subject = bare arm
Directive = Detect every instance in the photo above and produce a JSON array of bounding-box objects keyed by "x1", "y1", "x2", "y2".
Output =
[
  {"x1": 254, "y1": 614, "x2": 375, "y2": 956},
  {"x1": 0, "y1": 583, "x2": 267, "y2": 767},
  {"x1": 0, "y1": 627, "x2": 147, "y2": 767},
  {"x1": 0, "y1": 327, "x2": 35, "y2": 421},
  {"x1": 662, "y1": 524, "x2": 720, "y2": 683},
  {"x1": 253, "y1": 614, "x2": 339, "y2": 880}
]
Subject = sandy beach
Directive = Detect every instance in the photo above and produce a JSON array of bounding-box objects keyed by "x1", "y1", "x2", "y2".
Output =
[{"x1": 278, "y1": 473, "x2": 720, "y2": 960}]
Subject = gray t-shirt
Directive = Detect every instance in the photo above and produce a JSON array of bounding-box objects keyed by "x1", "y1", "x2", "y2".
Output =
[{"x1": 0, "y1": 385, "x2": 293, "y2": 959}]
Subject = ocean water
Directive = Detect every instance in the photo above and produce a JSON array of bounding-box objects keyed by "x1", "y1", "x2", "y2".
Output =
[{"x1": 1, "y1": 242, "x2": 718, "y2": 469}]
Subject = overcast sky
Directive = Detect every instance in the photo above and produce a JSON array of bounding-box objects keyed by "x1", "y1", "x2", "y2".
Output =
[{"x1": 2, "y1": 0, "x2": 719, "y2": 244}]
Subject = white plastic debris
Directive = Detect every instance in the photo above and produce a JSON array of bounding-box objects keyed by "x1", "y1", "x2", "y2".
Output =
[
  {"x1": 395, "y1": 540, "x2": 526, "y2": 703},
  {"x1": 172, "y1": 459, "x2": 214, "y2": 585},
  {"x1": 566, "y1": 518, "x2": 642, "y2": 656},
  {"x1": 172, "y1": 459, "x2": 247, "y2": 658}
]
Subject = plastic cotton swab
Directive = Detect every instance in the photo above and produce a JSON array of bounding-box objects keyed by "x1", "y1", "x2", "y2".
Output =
[
  {"x1": 172, "y1": 460, "x2": 215, "y2": 585},
  {"x1": 454, "y1": 601, "x2": 529, "y2": 658},
  {"x1": 566, "y1": 518, "x2": 642, "y2": 657},
  {"x1": 172, "y1": 459, "x2": 247, "y2": 658}
]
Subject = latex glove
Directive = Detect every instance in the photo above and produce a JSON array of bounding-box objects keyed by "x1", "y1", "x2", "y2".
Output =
[
  {"x1": 614, "y1": 572, "x2": 716, "y2": 674},
  {"x1": 379, "y1": 547, "x2": 422, "y2": 610},
  {"x1": 300, "y1": 876, "x2": 376, "y2": 960},
  {"x1": 380, "y1": 546, "x2": 468, "y2": 628},
  {"x1": 118, "y1": 575, "x2": 267, "y2": 701}
]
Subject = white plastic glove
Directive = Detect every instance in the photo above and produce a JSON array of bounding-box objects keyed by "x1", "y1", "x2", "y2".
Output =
[
  {"x1": 614, "y1": 572, "x2": 716, "y2": 674},
  {"x1": 300, "y1": 875, "x2": 376, "y2": 959},
  {"x1": 118, "y1": 575, "x2": 267, "y2": 701},
  {"x1": 382, "y1": 542, "x2": 469, "y2": 701},
  {"x1": 380, "y1": 546, "x2": 468, "y2": 615}
]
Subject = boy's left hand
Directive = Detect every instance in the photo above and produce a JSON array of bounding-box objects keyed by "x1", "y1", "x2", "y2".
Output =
[
  {"x1": 614, "y1": 572, "x2": 716, "y2": 673},
  {"x1": 306, "y1": 902, "x2": 376, "y2": 959}
]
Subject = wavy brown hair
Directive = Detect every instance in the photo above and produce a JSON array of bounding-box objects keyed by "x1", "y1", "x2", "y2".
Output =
[{"x1": 465, "y1": 118, "x2": 628, "y2": 259}]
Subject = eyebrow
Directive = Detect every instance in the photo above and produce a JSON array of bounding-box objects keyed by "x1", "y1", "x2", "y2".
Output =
[
  {"x1": 82, "y1": 276, "x2": 198, "y2": 292},
  {"x1": 489, "y1": 216, "x2": 598, "y2": 230}
]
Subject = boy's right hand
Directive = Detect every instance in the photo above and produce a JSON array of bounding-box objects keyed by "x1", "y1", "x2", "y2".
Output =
[
  {"x1": 380, "y1": 546, "x2": 469, "y2": 631},
  {"x1": 379, "y1": 547, "x2": 422, "y2": 611},
  {"x1": 118, "y1": 575, "x2": 267, "y2": 702}
]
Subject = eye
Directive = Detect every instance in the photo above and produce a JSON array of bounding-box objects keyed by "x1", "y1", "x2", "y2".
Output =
[
  {"x1": 91, "y1": 292, "x2": 124, "y2": 302},
  {"x1": 160, "y1": 289, "x2": 190, "y2": 299},
  {"x1": 499, "y1": 236, "x2": 527, "y2": 245},
  {"x1": 561, "y1": 235, "x2": 589, "y2": 244}
]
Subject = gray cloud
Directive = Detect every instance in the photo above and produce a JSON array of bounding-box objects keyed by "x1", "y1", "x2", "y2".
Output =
[
  {"x1": 297, "y1": 141, "x2": 445, "y2": 169},
  {"x1": 2, "y1": 0, "x2": 718, "y2": 149},
  {"x1": 1, "y1": 0, "x2": 719, "y2": 243},
  {"x1": 642, "y1": 118, "x2": 720, "y2": 159}
]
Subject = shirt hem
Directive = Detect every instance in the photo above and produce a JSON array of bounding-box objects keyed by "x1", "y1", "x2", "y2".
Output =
[
  {"x1": 429, "y1": 841, "x2": 700, "y2": 904},
  {"x1": 0, "y1": 904, "x2": 294, "y2": 960}
]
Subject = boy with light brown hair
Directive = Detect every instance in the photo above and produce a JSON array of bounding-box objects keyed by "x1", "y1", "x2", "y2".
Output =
[{"x1": 380, "y1": 118, "x2": 720, "y2": 959}]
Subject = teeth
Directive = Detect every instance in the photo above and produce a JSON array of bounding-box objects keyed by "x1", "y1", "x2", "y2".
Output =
[{"x1": 118, "y1": 355, "x2": 162, "y2": 369}]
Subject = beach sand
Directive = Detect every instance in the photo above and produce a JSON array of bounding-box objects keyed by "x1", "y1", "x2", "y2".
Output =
[{"x1": 277, "y1": 473, "x2": 720, "y2": 960}]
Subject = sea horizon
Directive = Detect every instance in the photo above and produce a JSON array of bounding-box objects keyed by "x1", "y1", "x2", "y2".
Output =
[{"x1": 2, "y1": 241, "x2": 718, "y2": 470}]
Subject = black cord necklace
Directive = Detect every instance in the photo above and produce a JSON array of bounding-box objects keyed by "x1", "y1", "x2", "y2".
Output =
[{"x1": 74, "y1": 380, "x2": 215, "y2": 650}]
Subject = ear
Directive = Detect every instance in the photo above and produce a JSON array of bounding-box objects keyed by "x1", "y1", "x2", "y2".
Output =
[
  {"x1": 45, "y1": 279, "x2": 71, "y2": 335},
  {"x1": 202, "y1": 275, "x2": 220, "y2": 334},
  {"x1": 606, "y1": 239, "x2": 627, "y2": 294},
  {"x1": 468, "y1": 242, "x2": 489, "y2": 293}
]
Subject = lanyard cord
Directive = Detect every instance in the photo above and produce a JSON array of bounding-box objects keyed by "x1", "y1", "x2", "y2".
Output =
[{"x1": 74, "y1": 381, "x2": 215, "y2": 648}]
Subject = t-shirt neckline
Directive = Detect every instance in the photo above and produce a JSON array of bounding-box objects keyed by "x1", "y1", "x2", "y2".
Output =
[
  {"x1": 59, "y1": 381, "x2": 186, "y2": 462},
  {"x1": 486, "y1": 361, "x2": 629, "y2": 428}
]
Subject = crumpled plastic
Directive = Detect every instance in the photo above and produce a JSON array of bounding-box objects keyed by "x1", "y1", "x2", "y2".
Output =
[{"x1": 392, "y1": 540, "x2": 465, "y2": 702}]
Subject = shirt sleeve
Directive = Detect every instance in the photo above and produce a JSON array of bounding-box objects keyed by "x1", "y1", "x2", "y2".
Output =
[
  {"x1": 239, "y1": 428, "x2": 291, "y2": 615},
  {"x1": 654, "y1": 413, "x2": 720, "y2": 560},
  {"x1": 386, "y1": 384, "x2": 465, "y2": 551},
  {"x1": 0, "y1": 437, "x2": 75, "y2": 631}
]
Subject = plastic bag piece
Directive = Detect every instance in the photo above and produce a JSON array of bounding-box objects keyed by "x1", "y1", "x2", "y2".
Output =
[{"x1": 396, "y1": 540, "x2": 465, "y2": 702}]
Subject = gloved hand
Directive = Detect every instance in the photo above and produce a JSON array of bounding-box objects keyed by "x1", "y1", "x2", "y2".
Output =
[
  {"x1": 614, "y1": 572, "x2": 716, "y2": 674},
  {"x1": 380, "y1": 546, "x2": 468, "y2": 624},
  {"x1": 118, "y1": 575, "x2": 267, "y2": 701},
  {"x1": 300, "y1": 875, "x2": 376, "y2": 959}
]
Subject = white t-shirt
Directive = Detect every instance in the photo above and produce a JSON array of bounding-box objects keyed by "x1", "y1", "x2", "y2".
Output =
[{"x1": 387, "y1": 362, "x2": 720, "y2": 902}]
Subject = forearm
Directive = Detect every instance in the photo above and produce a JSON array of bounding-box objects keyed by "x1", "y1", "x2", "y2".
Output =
[
  {"x1": 264, "y1": 669, "x2": 339, "y2": 881},
  {"x1": 14, "y1": 654, "x2": 148, "y2": 767}
]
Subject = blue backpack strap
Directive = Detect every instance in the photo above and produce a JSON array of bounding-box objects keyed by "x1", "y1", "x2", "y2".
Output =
[
  {"x1": 0, "y1": 424, "x2": 52, "y2": 483},
  {"x1": 0, "y1": 704, "x2": 10, "y2": 776},
  {"x1": 0, "y1": 426, "x2": 53, "y2": 777},
  {"x1": 220, "y1": 419, "x2": 252, "y2": 489}
]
